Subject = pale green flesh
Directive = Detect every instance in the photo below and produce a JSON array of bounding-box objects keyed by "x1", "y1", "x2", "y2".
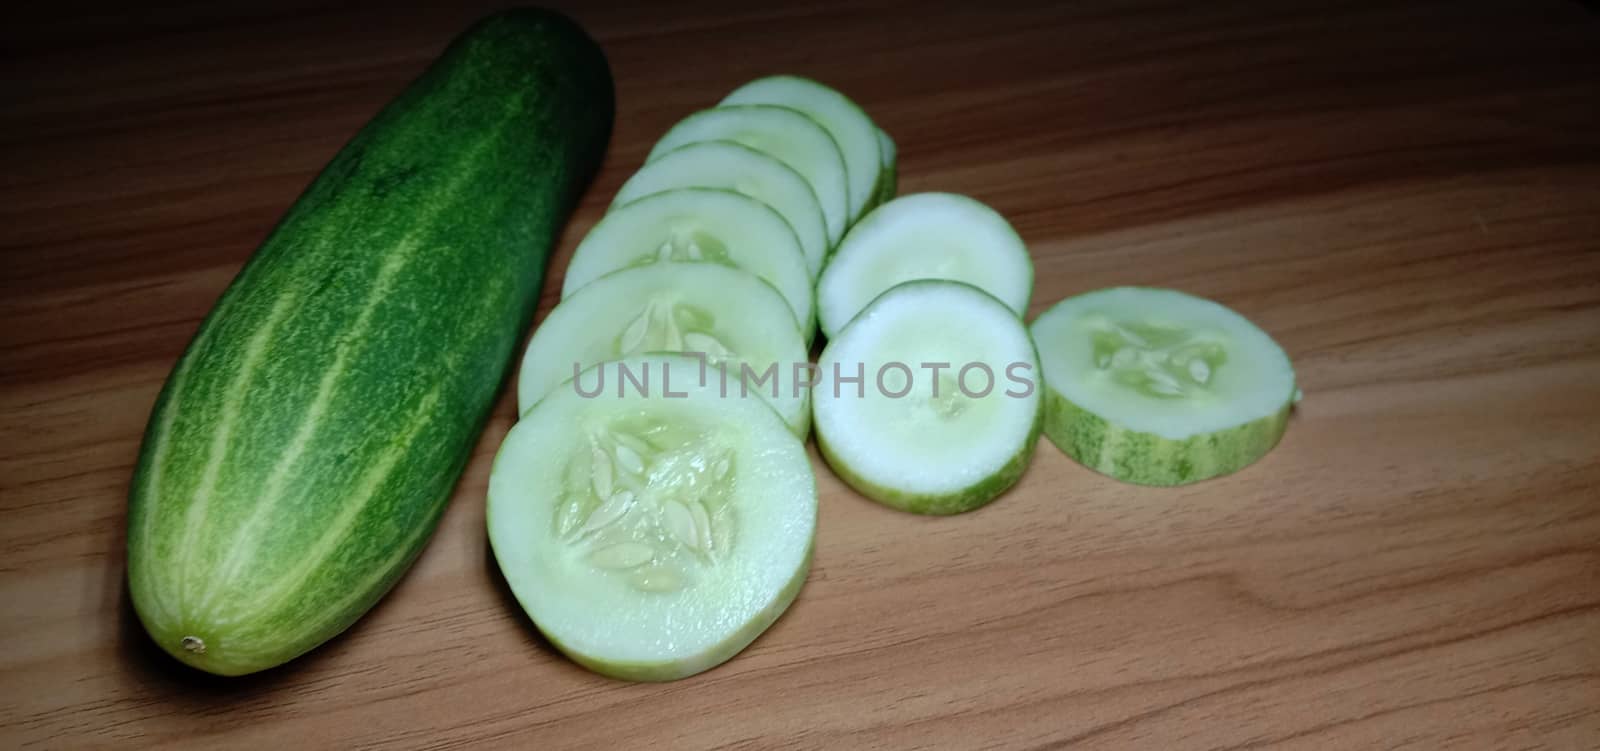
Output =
[
  {"x1": 723, "y1": 75, "x2": 881, "y2": 226},
  {"x1": 561, "y1": 188, "x2": 815, "y2": 340},
  {"x1": 613, "y1": 141, "x2": 828, "y2": 279},
  {"x1": 1030, "y1": 287, "x2": 1296, "y2": 485},
  {"x1": 517, "y1": 263, "x2": 809, "y2": 436},
  {"x1": 812, "y1": 280, "x2": 1041, "y2": 515},
  {"x1": 649, "y1": 105, "x2": 850, "y2": 246},
  {"x1": 817, "y1": 193, "x2": 1032, "y2": 339},
  {"x1": 489, "y1": 355, "x2": 816, "y2": 681}
]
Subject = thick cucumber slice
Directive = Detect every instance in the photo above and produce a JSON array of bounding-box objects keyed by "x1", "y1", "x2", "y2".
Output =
[
  {"x1": 489, "y1": 355, "x2": 817, "y2": 681},
  {"x1": 871, "y1": 127, "x2": 898, "y2": 211},
  {"x1": 518, "y1": 263, "x2": 810, "y2": 436},
  {"x1": 813, "y1": 280, "x2": 1042, "y2": 515},
  {"x1": 722, "y1": 75, "x2": 881, "y2": 226},
  {"x1": 649, "y1": 105, "x2": 850, "y2": 246},
  {"x1": 816, "y1": 192, "x2": 1032, "y2": 339},
  {"x1": 1029, "y1": 287, "x2": 1296, "y2": 486},
  {"x1": 614, "y1": 141, "x2": 828, "y2": 279},
  {"x1": 562, "y1": 188, "x2": 815, "y2": 339}
]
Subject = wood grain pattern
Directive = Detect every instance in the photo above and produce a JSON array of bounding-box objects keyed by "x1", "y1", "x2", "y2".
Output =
[{"x1": 3, "y1": 1, "x2": 1599, "y2": 747}]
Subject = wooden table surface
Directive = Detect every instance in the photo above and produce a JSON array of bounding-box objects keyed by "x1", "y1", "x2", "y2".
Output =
[{"x1": 4, "y1": 1, "x2": 1599, "y2": 748}]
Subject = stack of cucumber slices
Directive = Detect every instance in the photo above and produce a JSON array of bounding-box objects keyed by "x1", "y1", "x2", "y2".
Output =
[
  {"x1": 810, "y1": 193, "x2": 1042, "y2": 515},
  {"x1": 491, "y1": 75, "x2": 894, "y2": 682},
  {"x1": 491, "y1": 73, "x2": 1300, "y2": 683},
  {"x1": 810, "y1": 203, "x2": 1297, "y2": 501}
]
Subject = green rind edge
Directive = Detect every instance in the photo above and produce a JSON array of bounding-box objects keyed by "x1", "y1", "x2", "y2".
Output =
[
  {"x1": 1042, "y1": 384, "x2": 1291, "y2": 486},
  {"x1": 865, "y1": 128, "x2": 897, "y2": 216}
]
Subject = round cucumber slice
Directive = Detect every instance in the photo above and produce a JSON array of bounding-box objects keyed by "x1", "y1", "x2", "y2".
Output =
[
  {"x1": 649, "y1": 105, "x2": 850, "y2": 246},
  {"x1": 816, "y1": 192, "x2": 1032, "y2": 339},
  {"x1": 562, "y1": 188, "x2": 815, "y2": 339},
  {"x1": 813, "y1": 280, "x2": 1042, "y2": 515},
  {"x1": 614, "y1": 141, "x2": 828, "y2": 279},
  {"x1": 871, "y1": 127, "x2": 898, "y2": 212},
  {"x1": 723, "y1": 75, "x2": 882, "y2": 226},
  {"x1": 1030, "y1": 287, "x2": 1297, "y2": 486},
  {"x1": 489, "y1": 355, "x2": 817, "y2": 682},
  {"x1": 518, "y1": 263, "x2": 810, "y2": 437}
]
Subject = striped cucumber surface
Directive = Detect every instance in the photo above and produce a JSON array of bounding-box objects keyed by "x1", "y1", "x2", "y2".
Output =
[
  {"x1": 126, "y1": 9, "x2": 613, "y2": 676},
  {"x1": 1042, "y1": 393, "x2": 1290, "y2": 485}
]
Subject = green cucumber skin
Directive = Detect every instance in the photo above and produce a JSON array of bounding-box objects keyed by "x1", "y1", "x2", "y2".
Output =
[
  {"x1": 868, "y1": 145, "x2": 897, "y2": 214},
  {"x1": 1043, "y1": 387, "x2": 1291, "y2": 486},
  {"x1": 126, "y1": 9, "x2": 613, "y2": 676},
  {"x1": 861, "y1": 166, "x2": 895, "y2": 219},
  {"x1": 875, "y1": 167, "x2": 897, "y2": 209}
]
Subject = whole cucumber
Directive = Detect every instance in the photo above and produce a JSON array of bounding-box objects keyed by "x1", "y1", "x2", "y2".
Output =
[{"x1": 126, "y1": 8, "x2": 613, "y2": 675}]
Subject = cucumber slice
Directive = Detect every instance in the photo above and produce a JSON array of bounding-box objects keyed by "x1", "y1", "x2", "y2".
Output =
[
  {"x1": 722, "y1": 75, "x2": 881, "y2": 226},
  {"x1": 489, "y1": 355, "x2": 816, "y2": 681},
  {"x1": 649, "y1": 105, "x2": 850, "y2": 246},
  {"x1": 562, "y1": 188, "x2": 816, "y2": 339},
  {"x1": 1029, "y1": 287, "x2": 1296, "y2": 486},
  {"x1": 871, "y1": 127, "x2": 898, "y2": 211},
  {"x1": 518, "y1": 262, "x2": 810, "y2": 436},
  {"x1": 614, "y1": 141, "x2": 828, "y2": 279},
  {"x1": 816, "y1": 192, "x2": 1032, "y2": 339},
  {"x1": 813, "y1": 280, "x2": 1041, "y2": 515}
]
